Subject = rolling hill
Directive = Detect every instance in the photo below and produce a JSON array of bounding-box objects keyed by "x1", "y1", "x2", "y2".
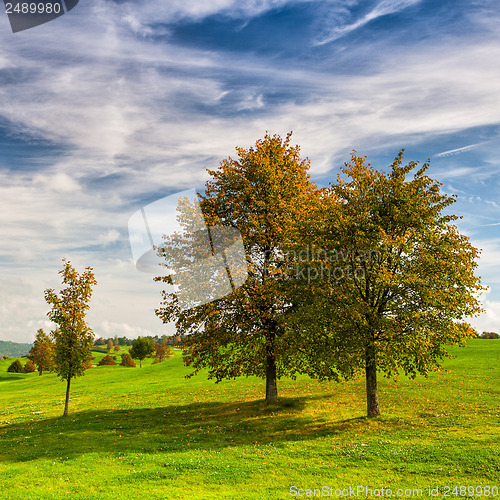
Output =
[{"x1": 0, "y1": 340, "x2": 32, "y2": 358}]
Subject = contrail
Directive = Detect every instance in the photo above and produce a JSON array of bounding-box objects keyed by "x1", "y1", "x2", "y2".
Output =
[{"x1": 435, "y1": 142, "x2": 485, "y2": 158}]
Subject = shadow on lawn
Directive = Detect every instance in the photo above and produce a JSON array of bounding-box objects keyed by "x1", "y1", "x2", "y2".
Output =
[
  {"x1": 0, "y1": 395, "x2": 365, "y2": 462},
  {"x1": 0, "y1": 376, "x2": 24, "y2": 382}
]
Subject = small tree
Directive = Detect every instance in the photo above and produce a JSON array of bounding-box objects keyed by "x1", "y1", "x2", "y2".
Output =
[
  {"x1": 45, "y1": 259, "x2": 97, "y2": 417},
  {"x1": 7, "y1": 359, "x2": 23, "y2": 373},
  {"x1": 23, "y1": 359, "x2": 37, "y2": 373},
  {"x1": 94, "y1": 337, "x2": 105, "y2": 346},
  {"x1": 29, "y1": 328, "x2": 55, "y2": 376},
  {"x1": 154, "y1": 342, "x2": 170, "y2": 363},
  {"x1": 120, "y1": 352, "x2": 136, "y2": 367},
  {"x1": 98, "y1": 354, "x2": 116, "y2": 366},
  {"x1": 114, "y1": 344, "x2": 121, "y2": 352},
  {"x1": 106, "y1": 339, "x2": 114, "y2": 352},
  {"x1": 129, "y1": 336, "x2": 155, "y2": 368}
]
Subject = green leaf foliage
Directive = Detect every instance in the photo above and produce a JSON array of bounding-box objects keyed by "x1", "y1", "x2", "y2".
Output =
[
  {"x1": 7, "y1": 359, "x2": 23, "y2": 373},
  {"x1": 283, "y1": 151, "x2": 484, "y2": 416},
  {"x1": 129, "y1": 337, "x2": 155, "y2": 368}
]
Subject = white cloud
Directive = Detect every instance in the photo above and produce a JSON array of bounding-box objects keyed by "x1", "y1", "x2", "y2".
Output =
[
  {"x1": 32, "y1": 172, "x2": 81, "y2": 193},
  {"x1": 98, "y1": 320, "x2": 174, "y2": 339},
  {"x1": 1, "y1": 0, "x2": 500, "y2": 342},
  {"x1": 116, "y1": 0, "x2": 316, "y2": 25},
  {"x1": 315, "y1": 0, "x2": 423, "y2": 45},
  {"x1": 98, "y1": 229, "x2": 121, "y2": 246},
  {"x1": 469, "y1": 288, "x2": 500, "y2": 334}
]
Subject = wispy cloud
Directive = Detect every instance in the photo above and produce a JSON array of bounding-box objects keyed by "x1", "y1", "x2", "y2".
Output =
[
  {"x1": 314, "y1": 0, "x2": 423, "y2": 45},
  {"x1": 1, "y1": 0, "x2": 500, "y2": 341}
]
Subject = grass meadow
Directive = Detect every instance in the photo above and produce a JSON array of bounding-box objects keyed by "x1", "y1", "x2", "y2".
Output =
[{"x1": 0, "y1": 340, "x2": 499, "y2": 499}]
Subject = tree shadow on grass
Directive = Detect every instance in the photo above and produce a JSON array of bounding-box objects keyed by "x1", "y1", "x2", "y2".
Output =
[
  {"x1": 0, "y1": 376, "x2": 24, "y2": 382},
  {"x1": 0, "y1": 395, "x2": 371, "y2": 463}
]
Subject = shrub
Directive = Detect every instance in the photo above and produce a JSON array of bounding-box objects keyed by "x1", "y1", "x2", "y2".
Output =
[
  {"x1": 23, "y1": 359, "x2": 37, "y2": 373},
  {"x1": 7, "y1": 359, "x2": 23, "y2": 373},
  {"x1": 120, "y1": 352, "x2": 136, "y2": 367},
  {"x1": 98, "y1": 354, "x2": 116, "y2": 366},
  {"x1": 83, "y1": 359, "x2": 93, "y2": 370}
]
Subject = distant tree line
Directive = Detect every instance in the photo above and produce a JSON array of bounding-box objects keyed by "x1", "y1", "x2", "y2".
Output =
[
  {"x1": 480, "y1": 331, "x2": 500, "y2": 339},
  {"x1": 93, "y1": 334, "x2": 184, "y2": 348},
  {"x1": 7, "y1": 330, "x2": 173, "y2": 379}
]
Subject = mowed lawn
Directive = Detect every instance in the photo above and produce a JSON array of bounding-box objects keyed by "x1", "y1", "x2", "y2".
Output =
[{"x1": 0, "y1": 340, "x2": 499, "y2": 499}]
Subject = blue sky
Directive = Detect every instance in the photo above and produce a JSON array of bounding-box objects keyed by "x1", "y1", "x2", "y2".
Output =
[{"x1": 1, "y1": 0, "x2": 500, "y2": 342}]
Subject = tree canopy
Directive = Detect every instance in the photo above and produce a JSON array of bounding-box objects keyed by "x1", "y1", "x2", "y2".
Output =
[
  {"x1": 129, "y1": 337, "x2": 155, "y2": 368},
  {"x1": 155, "y1": 137, "x2": 483, "y2": 414},
  {"x1": 155, "y1": 132, "x2": 316, "y2": 402},
  {"x1": 29, "y1": 328, "x2": 55, "y2": 376},
  {"x1": 283, "y1": 151, "x2": 483, "y2": 416}
]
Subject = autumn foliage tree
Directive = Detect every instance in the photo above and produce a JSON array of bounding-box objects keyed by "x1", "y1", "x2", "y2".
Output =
[
  {"x1": 155, "y1": 132, "x2": 316, "y2": 402},
  {"x1": 28, "y1": 328, "x2": 54, "y2": 376},
  {"x1": 284, "y1": 151, "x2": 483, "y2": 417},
  {"x1": 154, "y1": 341, "x2": 170, "y2": 363},
  {"x1": 120, "y1": 352, "x2": 136, "y2": 367},
  {"x1": 45, "y1": 259, "x2": 97, "y2": 417},
  {"x1": 98, "y1": 354, "x2": 116, "y2": 366},
  {"x1": 23, "y1": 359, "x2": 37, "y2": 373}
]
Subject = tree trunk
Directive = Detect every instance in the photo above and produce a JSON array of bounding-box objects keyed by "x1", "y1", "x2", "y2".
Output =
[
  {"x1": 38, "y1": 366, "x2": 43, "y2": 376},
  {"x1": 265, "y1": 333, "x2": 278, "y2": 403},
  {"x1": 140, "y1": 359, "x2": 142, "y2": 368},
  {"x1": 63, "y1": 377, "x2": 71, "y2": 417},
  {"x1": 365, "y1": 343, "x2": 380, "y2": 417}
]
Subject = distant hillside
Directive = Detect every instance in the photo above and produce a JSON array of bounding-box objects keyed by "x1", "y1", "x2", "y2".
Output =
[{"x1": 0, "y1": 340, "x2": 32, "y2": 358}]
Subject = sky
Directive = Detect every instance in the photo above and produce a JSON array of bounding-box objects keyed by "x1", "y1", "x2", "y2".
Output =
[{"x1": 1, "y1": 0, "x2": 500, "y2": 343}]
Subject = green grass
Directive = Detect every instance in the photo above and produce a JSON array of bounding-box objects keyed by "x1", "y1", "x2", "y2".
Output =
[{"x1": 0, "y1": 340, "x2": 498, "y2": 499}]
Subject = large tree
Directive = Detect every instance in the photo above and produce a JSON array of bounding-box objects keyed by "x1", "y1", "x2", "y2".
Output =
[
  {"x1": 28, "y1": 328, "x2": 54, "y2": 376},
  {"x1": 45, "y1": 259, "x2": 97, "y2": 417},
  {"x1": 155, "y1": 132, "x2": 315, "y2": 402},
  {"x1": 284, "y1": 151, "x2": 484, "y2": 417}
]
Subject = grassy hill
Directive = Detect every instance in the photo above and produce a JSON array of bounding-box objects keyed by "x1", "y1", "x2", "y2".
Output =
[
  {"x1": 0, "y1": 340, "x2": 498, "y2": 499},
  {"x1": 0, "y1": 340, "x2": 32, "y2": 358}
]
